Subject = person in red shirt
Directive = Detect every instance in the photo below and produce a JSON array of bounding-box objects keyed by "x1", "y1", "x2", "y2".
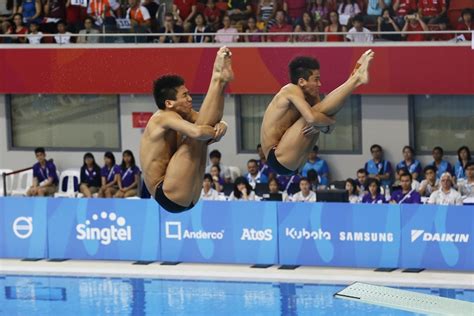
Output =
[
  {"x1": 11, "y1": 13, "x2": 27, "y2": 43},
  {"x1": 456, "y1": 8, "x2": 473, "y2": 41},
  {"x1": 324, "y1": 10, "x2": 347, "y2": 42},
  {"x1": 66, "y1": 0, "x2": 88, "y2": 32},
  {"x1": 267, "y1": 9, "x2": 293, "y2": 42},
  {"x1": 401, "y1": 13, "x2": 428, "y2": 41},
  {"x1": 418, "y1": 0, "x2": 446, "y2": 24},
  {"x1": 283, "y1": 0, "x2": 306, "y2": 23},
  {"x1": 173, "y1": 0, "x2": 197, "y2": 30},
  {"x1": 392, "y1": 0, "x2": 417, "y2": 26},
  {"x1": 204, "y1": 0, "x2": 221, "y2": 29}
]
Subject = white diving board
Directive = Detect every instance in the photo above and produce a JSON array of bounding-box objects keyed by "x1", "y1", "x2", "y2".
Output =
[{"x1": 334, "y1": 282, "x2": 474, "y2": 315}]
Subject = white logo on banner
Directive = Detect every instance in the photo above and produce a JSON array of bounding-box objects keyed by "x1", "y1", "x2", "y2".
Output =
[
  {"x1": 339, "y1": 231, "x2": 394, "y2": 242},
  {"x1": 240, "y1": 228, "x2": 273, "y2": 241},
  {"x1": 13, "y1": 216, "x2": 33, "y2": 239},
  {"x1": 285, "y1": 228, "x2": 331, "y2": 240},
  {"x1": 410, "y1": 230, "x2": 469, "y2": 243},
  {"x1": 165, "y1": 221, "x2": 224, "y2": 240},
  {"x1": 76, "y1": 212, "x2": 132, "y2": 245}
]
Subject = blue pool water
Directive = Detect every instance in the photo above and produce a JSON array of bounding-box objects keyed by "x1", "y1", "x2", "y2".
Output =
[{"x1": 1, "y1": 275, "x2": 473, "y2": 315}]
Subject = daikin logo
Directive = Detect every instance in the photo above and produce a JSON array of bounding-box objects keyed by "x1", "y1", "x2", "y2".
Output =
[
  {"x1": 285, "y1": 228, "x2": 331, "y2": 240},
  {"x1": 165, "y1": 221, "x2": 224, "y2": 240},
  {"x1": 411, "y1": 230, "x2": 469, "y2": 243},
  {"x1": 240, "y1": 228, "x2": 273, "y2": 241},
  {"x1": 76, "y1": 212, "x2": 132, "y2": 245}
]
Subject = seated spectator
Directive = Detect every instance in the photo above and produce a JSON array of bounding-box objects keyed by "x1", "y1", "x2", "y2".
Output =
[
  {"x1": 361, "y1": 178, "x2": 386, "y2": 204},
  {"x1": 267, "y1": 9, "x2": 292, "y2": 42},
  {"x1": 307, "y1": 169, "x2": 323, "y2": 190},
  {"x1": 324, "y1": 10, "x2": 347, "y2": 42},
  {"x1": 257, "y1": 0, "x2": 276, "y2": 27},
  {"x1": 264, "y1": 177, "x2": 289, "y2": 201},
  {"x1": 345, "y1": 178, "x2": 360, "y2": 203},
  {"x1": 429, "y1": 146, "x2": 453, "y2": 179},
  {"x1": 308, "y1": 0, "x2": 329, "y2": 28},
  {"x1": 456, "y1": 8, "x2": 473, "y2": 41},
  {"x1": 418, "y1": 0, "x2": 446, "y2": 24},
  {"x1": 215, "y1": 14, "x2": 239, "y2": 43},
  {"x1": 87, "y1": 0, "x2": 120, "y2": 35},
  {"x1": 401, "y1": 12, "x2": 428, "y2": 41},
  {"x1": 245, "y1": 159, "x2": 269, "y2": 189},
  {"x1": 392, "y1": 0, "x2": 417, "y2": 26},
  {"x1": 215, "y1": 0, "x2": 229, "y2": 14},
  {"x1": 377, "y1": 8, "x2": 401, "y2": 40},
  {"x1": 201, "y1": 173, "x2": 220, "y2": 200},
  {"x1": 277, "y1": 173, "x2": 301, "y2": 194},
  {"x1": 66, "y1": 0, "x2": 88, "y2": 33},
  {"x1": 43, "y1": 0, "x2": 67, "y2": 33},
  {"x1": 126, "y1": 0, "x2": 151, "y2": 35},
  {"x1": 79, "y1": 152, "x2": 101, "y2": 198},
  {"x1": 431, "y1": 18, "x2": 452, "y2": 41},
  {"x1": 159, "y1": 12, "x2": 184, "y2": 43},
  {"x1": 1, "y1": 20, "x2": 13, "y2": 43},
  {"x1": 346, "y1": 14, "x2": 373, "y2": 42},
  {"x1": 115, "y1": 150, "x2": 140, "y2": 198},
  {"x1": 204, "y1": 0, "x2": 222, "y2": 29},
  {"x1": 428, "y1": 172, "x2": 463, "y2": 205},
  {"x1": 27, "y1": 147, "x2": 59, "y2": 197},
  {"x1": 301, "y1": 146, "x2": 329, "y2": 186},
  {"x1": 458, "y1": 162, "x2": 474, "y2": 199},
  {"x1": 205, "y1": 149, "x2": 231, "y2": 182},
  {"x1": 228, "y1": 176, "x2": 256, "y2": 201},
  {"x1": 209, "y1": 164, "x2": 224, "y2": 192},
  {"x1": 77, "y1": 16, "x2": 100, "y2": 43},
  {"x1": 283, "y1": 0, "x2": 306, "y2": 23},
  {"x1": 245, "y1": 15, "x2": 264, "y2": 42},
  {"x1": 356, "y1": 168, "x2": 368, "y2": 195},
  {"x1": 54, "y1": 20, "x2": 72, "y2": 44},
  {"x1": 11, "y1": 13, "x2": 28, "y2": 43},
  {"x1": 338, "y1": 0, "x2": 361, "y2": 25},
  {"x1": 256, "y1": 143, "x2": 275, "y2": 178},
  {"x1": 291, "y1": 177, "x2": 317, "y2": 202},
  {"x1": 98, "y1": 151, "x2": 121, "y2": 198},
  {"x1": 454, "y1": 146, "x2": 471, "y2": 183},
  {"x1": 19, "y1": 0, "x2": 42, "y2": 24},
  {"x1": 366, "y1": 0, "x2": 391, "y2": 25},
  {"x1": 142, "y1": 0, "x2": 159, "y2": 32},
  {"x1": 390, "y1": 172, "x2": 421, "y2": 204},
  {"x1": 418, "y1": 165, "x2": 439, "y2": 198},
  {"x1": 227, "y1": 0, "x2": 252, "y2": 22},
  {"x1": 294, "y1": 11, "x2": 319, "y2": 42},
  {"x1": 365, "y1": 144, "x2": 393, "y2": 187},
  {"x1": 396, "y1": 145, "x2": 422, "y2": 181},
  {"x1": 26, "y1": 21, "x2": 43, "y2": 44},
  {"x1": 173, "y1": 0, "x2": 197, "y2": 31},
  {"x1": 189, "y1": 12, "x2": 211, "y2": 42}
]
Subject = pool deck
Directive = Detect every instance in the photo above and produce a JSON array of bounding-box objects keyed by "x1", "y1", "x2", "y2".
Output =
[{"x1": 1, "y1": 259, "x2": 473, "y2": 289}]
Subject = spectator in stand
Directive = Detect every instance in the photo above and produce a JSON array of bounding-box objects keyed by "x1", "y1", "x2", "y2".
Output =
[
  {"x1": 204, "y1": 0, "x2": 221, "y2": 29},
  {"x1": 338, "y1": 0, "x2": 361, "y2": 26},
  {"x1": 324, "y1": 10, "x2": 347, "y2": 41},
  {"x1": 245, "y1": 15, "x2": 264, "y2": 42},
  {"x1": 267, "y1": 9, "x2": 292, "y2": 42},
  {"x1": 301, "y1": 146, "x2": 329, "y2": 186},
  {"x1": 227, "y1": 0, "x2": 251, "y2": 22},
  {"x1": 361, "y1": 178, "x2": 386, "y2": 204},
  {"x1": 77, "y1": 16, "x2": 100, "y2": 44},
  {"x1": 396, "y1": 145, "x2": 422, "y2": 181},
  {"x1": 1, "y1": 19, "x2": 13, "y2": 43},
  {"x1": 454, "y1": 146, "x2": 471, "y2": 183},
  {"x1": 265, "y1": 177, "x2": 289, "y2": 201},
  {"x1": 201, "y1": 173, "x2": 220, "y2": 200},
  {"x1": 307, "y1": 169, "x2": 323, "y2": 190},
  {"x1": 98, "y1": 151, "x2": 121, "y2": 198},
  {"x1": 209, "y1": 164, "x2": 224, "y2": 192},
  {"x1": 429, "y1": 146, "x2": 453, "y2": 179},
  {"x1": 0, "y1": 0, "x2": 14, "y2": 20},
  {"x1": 283, "y1": 0, "x2": 306, "y2": 23},
  {"x1": 456, "y1": 8, "x2": 473, "y2": 41},
  {"x1": 205, "y1": 149, "x2": 231, "y2": 183},
  {"x1": 308, "y1": 0, "x2": 329, "y2": 29},
  {"x1": 431, "y1": 18, "x2": 452, "y2": 41},
  {"x1": 392, "y1": 0, "x2": 417, "y2": 26},
  {"x1": 79, "y1": 152, "x2": 101, "y2": 198},
  {"x1": 377, "y1": 8, "x2": 401, "y2": 40},
  {"x1": 11, "y1": 13, "x2": 28, "y2": 43},
  {"x1": 428, "y1": 172, "x2": 463, "y2": 205},
  {"x1": 228, "y1": 176, "x2": 256, "y2": 201},
  {"x1": 215, "y1": 0, "x2": 228, "y2": 14},
  {"x1": 345, "y1": 178, "x2": 360, "y2": 203},
  {"x1": 366, "y1": 0, "x2": 391, "y2": 24},
  {"x1": 115, "y1": 150, "x2": 140, "y2": 198},
  {"x1": 245, "y1": 159, "x2": 269, "y2": 189},
  {"x1": 401, "y1": 13, "x2": 428, "y2": 41},
  {"x1": 18, "y1": 0, "x2": 42, "y2": 24},
  {"x1": 126, "y1": 0, "x2": 151, "y2": 35},
  {"x1": 26, "y1": 20, "x2": 43, "y2": 44},
  {"x1": 66, "y1": 0, "x2": 88, "y2": 33},
  {"x1": 256, "y1": 0, "x2": 276, "y2": 27},
  {"x1": 215, "y1": 14, "x2": 239, "y2": 42},
  {"x1": 87, "y1": 0, "x2": 121, "y2": 32},
  {"x1": 277, "y1": 173, "x2": 301, "y2": 194},
  {"x1": 256, "y1": 143, "x2": 275, "y2": 179},
  {"x1": 418, "y1": 165, "x2": 439, "y2": 198},
  {"x1": 346, "y1": 13, "x2": 373, "y2": 42},
  {"x1": 418, "y1": 0, "x2": 446, "y2": 24},
  {"x1": 173, "y1": 0, "x2": 197, "y2": 31},
  {"x1": 294, "y1": 11, "x2": 320, "y2": 42},
  {"x1": 54, "y1": 20, "x2": 72, "y2": 44},
  {"x1": 142, "y1": 0, "x2": 159, "y2": 32},
  {"x1": 365, "y1": 144, "x2": 393, "y2": 187},
  {"x1": 389, "y1": 172, "x2": 421, "y2": 204},
  {"x1": 27, "y1": 147, "x2": 59, "y2": 197},
  {"x1": 43, "y1": 0, "x2": 66, "y2": 33},
  {"x1": 291, "y1": 177, "x2": 317, "y2": 202},
  {"x1": 459, "y1": 162, "x2": 474, "y2": 199},
  {"x1": 189, "y1": 12, "x2": 211, "y2": 42},
  {"x1": 159, "y1": 12, "x2": 184, "y2": 43},
  {"x1": 356, "y1": 168, "x2": 368, "y2": 195}
]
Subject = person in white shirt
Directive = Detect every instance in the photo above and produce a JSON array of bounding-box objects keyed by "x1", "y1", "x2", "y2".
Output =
[
  {"x1": 418, "y1": 165, "x2": 439, "y2": 197},
  {"x1": 54, "y1": 21, "x2": 72, "y2": 44},
  {"x1": 428, "y1": 172, "x2": 463, "y2": 206},
  {"x1": 346, "y1": 14, "x2": 373, "y2": 42},
  {"x1": 27, "y1": 21, "x2": 43, "y2": 44},
  {"x1": 291, "y1": 177, "x2": 317, "y2": 202},
  {"x1": 345, "y1": 178, "x2": 360, "y2": 204},
  {"x1": 228, "y1": 176, "x2": 256, "y2": 201},
  {"x1": 201, "y1": 174, "x2": 220, "y2": 200},
  {"x1": 459, "y1": 162, "x2": 474, "y2": 199}
]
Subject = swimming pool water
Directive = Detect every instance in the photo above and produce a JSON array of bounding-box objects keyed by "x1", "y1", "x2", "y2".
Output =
[{"x1": 1, "y1": 275, "x2": 473, "y2": 315}]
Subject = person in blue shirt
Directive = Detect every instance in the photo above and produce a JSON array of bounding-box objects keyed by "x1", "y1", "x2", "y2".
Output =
[
  {"x1": 365, "y1": 144, "x2": 393, "y2": 187},
  {"x1": 79, "y1": 152, "x2": 101, "y2": 198},
  {"x1": 429, "y1": 146, "x2": 453, "y2": 179},
  {"x1": 98, "y1": 151, "x2": 121, "y2": 198},
  {"x1": 115, "y1": 150, "x2": 141, "y2": 198},
  {"x1": 389, "y1": 172, "x2": 421, "y2": 204},
  {"x1": 361, "y1": 178, "x2": 386, "y2": 204},
  {"x1": 396, "y1": 145, "x2": 422, "y2": 181},
  {"x1": 277, "y1": 173, "x2": 301, "y2": 194},
  {"x1": 301, "y1": 146, "x2": 329, "y2": 186},
  {"x1": 27, "y1": 147, "x2": 59, "y2": 197},
  {"x1": 454, "y1": 146, "x2": 471, "y2": 182},
  {"x1": 245, "y1": 159, "x2": 269, "y2": 189}
]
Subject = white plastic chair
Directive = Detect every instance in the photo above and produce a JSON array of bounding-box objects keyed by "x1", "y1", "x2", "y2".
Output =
[
  {"x1": 228, "y1": 166, "x2": 241, "y2": 182},
  {"x1": 11, "y1": 169, "x2": 33, "y2": 196},
  {"x1": 54, "y1": 169, "x2": 80, "y2": 198},
  {"x1": 0, "y1": 169, "x2": 13, "y2": 196}
]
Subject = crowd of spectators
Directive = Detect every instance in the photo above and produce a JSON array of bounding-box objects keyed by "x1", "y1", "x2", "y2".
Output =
[{"x1": 0, "y1": 0, "x2": 472, "y2": 43}]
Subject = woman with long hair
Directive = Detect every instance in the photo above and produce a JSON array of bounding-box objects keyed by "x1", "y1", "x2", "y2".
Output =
[
  {"x1": 79, "y1": 152, "x2": 101, "y2": 198},
  {"x1": 294, "y1": 11, "x2": 319, "y2": 42},
  {"x1": 98, "y1": 151, "x2": 121, "y2": 198},
  {"x1": 324, "y1": 10, "x2": 347, "y2": 42},
  {"x1": 115, "y1": 150, "x2": 141, "y2": 198},
  {"x1": 454, "y1": 146, "x2": 472, "y2": 183},
  {"x1": 228, "y1": 176, "x2": 255, "y2": 201}
]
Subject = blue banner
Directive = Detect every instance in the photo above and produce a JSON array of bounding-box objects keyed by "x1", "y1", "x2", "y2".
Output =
[
  {"x1": 160, "y1": 201, "x2": 278, "y2": 264},
  {"x1": 47, "y1": 198, "x2": 160, "y2": 261},
  {"x1": 278, "y1": 203, "x2": 401, "y2": 268},
  {"x1": 400, "y1": 204, "x2": 474, "y2": 270},
  {"x1": 0, "y1": 197, "x2": 48, "y2": 258}
]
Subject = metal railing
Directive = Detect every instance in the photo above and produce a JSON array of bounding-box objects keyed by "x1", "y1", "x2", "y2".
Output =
[{"x1": 2, "y1": 166, "x2": 32, "y2": 196}]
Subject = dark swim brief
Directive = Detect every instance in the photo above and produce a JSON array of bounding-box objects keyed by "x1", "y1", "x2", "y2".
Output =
[
  {"x1": 267, "y1": 147, "x2": 295, "y2": 176},
  {"x1": 155, "y1": 182, "x2": 194, "y2": 213}
]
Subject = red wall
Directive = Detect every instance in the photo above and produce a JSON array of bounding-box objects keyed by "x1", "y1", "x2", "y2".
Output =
[{"x1": 0, "y1": 46, "x2": 472, "y2": 95}]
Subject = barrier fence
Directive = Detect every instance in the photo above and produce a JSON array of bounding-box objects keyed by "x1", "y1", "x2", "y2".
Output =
[{"x1": 0, "y1": 197, "x2": 472, "y2": 271}]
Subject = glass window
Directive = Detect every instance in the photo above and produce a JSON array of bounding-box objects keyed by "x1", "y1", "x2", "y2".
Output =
[
  {"x1": 237, "y1": 95, "x2": 361, "y2": 154},
  {"x1": 411, "y1": 95, "x2": 474, "y2": 153},
  {"x1": 8, "y1": 95, "x2": 120, "y2": 150}
]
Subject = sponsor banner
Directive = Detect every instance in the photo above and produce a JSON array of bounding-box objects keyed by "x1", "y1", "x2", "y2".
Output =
[
  {"x1": 401, "y1": 204, "x2": 474, "y2": 270},
  {"x1": 278, "y1": 203, "x2": 400, "y2": 268},
  {"x1": 47, "y1": 198, "x2": 159, "y2": 261},
  {"x1": 160, "y1": 201, "x2": 278, "y2": 264},
  {"x1": 0, "y1": 197, "x2": 48, "y2": 258}
]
